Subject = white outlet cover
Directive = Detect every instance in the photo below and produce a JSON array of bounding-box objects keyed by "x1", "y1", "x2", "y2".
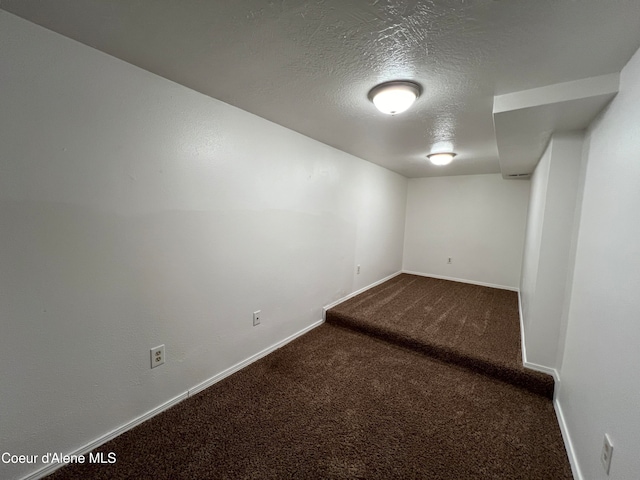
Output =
[
  {"x1": 253, "y1": 310, "x2": 261, "y2": 326},
  {"x1": 150, "y1": 345, "x2": 165, "y2": 368},
  {"x1": 601, "y1": 434, "x2": 613, "y2": 475}
]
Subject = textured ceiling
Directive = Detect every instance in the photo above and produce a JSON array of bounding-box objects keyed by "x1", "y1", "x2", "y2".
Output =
[{"x1": 2, "y1": 0, "x2": 640, "y2": 178}]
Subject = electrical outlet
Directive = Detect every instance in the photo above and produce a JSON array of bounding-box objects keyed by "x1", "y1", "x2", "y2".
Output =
[
  {"x1": 253, "y1": 310, "x2": 261, "y2": 326},
  {"x1": 356, "y1": 264, "x2": 361, "y2": 275},
  {"x1": 447, "y1": 257, "x2": 452, "y2": 264},
  {"x1": 150, "y1": 345, "x2": 165, "y2": 368},
  {"x1": 601, "y1": 434, "x2": 613, "y2": 475}
]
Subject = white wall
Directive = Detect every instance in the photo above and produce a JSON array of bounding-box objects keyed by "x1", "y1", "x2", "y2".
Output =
[
  {"x1": 520, "y1": 144, "x2": 551, "y2": 329},
  {"x1": 402, "y1": 174, "x2": 530, "y2": 290},
  {"x1": 520, "y1": 132, "x2": 583, "y2": 369},
  {"x1": 352, "y1": 165, "x2": 407, "y2": 291},
  {"x1": 0, "y1": 12, "x2": 407, "y2": 480},
  {"x1": 556, "y1": 44, "x2": 640, "y2": 480}
]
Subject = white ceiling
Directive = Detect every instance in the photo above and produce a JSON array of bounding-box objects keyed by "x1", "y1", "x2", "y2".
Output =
[{"x1": 2, "y1": 0, "x2": 640, "y2": 178}]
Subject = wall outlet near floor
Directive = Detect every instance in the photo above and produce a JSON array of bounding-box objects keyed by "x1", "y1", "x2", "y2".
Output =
[
  {"x1": 447, "y1": 257, "x2": 452, "y2": 264},
  {"x1": 356, "y1": 264, "x2": 361, "y2": 274},
  {"x1": 253, "y1": 310, "x2": 261, "y2": 326},
  {"x1": 601, "y1": 433, "x2": 613, "y2": 475},
  {"x1": 150, "y1": 345, "x2": 165, "y2": 368}
]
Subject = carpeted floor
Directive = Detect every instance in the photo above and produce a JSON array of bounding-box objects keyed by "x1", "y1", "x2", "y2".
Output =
[
  {"x1": 47, "y1": 275, "x2": 571, "y2": 479},
  {"x1": 327, "y1": 274, "x2": 554, "y2": 398}
]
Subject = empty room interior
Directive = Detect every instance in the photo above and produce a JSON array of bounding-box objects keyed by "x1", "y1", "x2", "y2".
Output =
[{"x1": 1, "y1": 1, "x2": 639, "y2": 479}]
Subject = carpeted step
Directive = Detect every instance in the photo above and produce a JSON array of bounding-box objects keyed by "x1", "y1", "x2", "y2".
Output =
[
  {"x1": 326, "y1": 274, "x2": 555, "y2": 399},
  {"x1": 46, "y1": 323, "x2": 572, "y2": 479}
]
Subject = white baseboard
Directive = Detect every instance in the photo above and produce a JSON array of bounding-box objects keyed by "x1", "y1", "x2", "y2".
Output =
[
  {"x1": 21, "y1": 392, "x2": 188, "y2": 480},
  {"x1": 517, "y1": 292, "x2": 560, "y2": 382},
  {"x1": 554, "y1": 398, "x2": 584, "y2": 480},
  {"x1": 523, "y1": 360, "x2": 559, "y2": 382},
  {"x1": 21, "y1": 319, "x2": 324, "y2": 480},
  {"x1": 518, "y1": 292, "x2": 577, "y2": 479},
  {"x1": 517, "y1": 291, "x2": 529, "y2": 366},
  {"x1": 322, "y1": 271, "x2": 402, "y2": 317},
  {"x1": 189, "y1": 319, "x2": 323, "y2": 396},
  {"x1": 401, "y1": 270, "x2": 519, "y2": 292}
]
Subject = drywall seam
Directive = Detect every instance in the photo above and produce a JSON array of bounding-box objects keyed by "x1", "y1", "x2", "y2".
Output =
[
  {"x1": 402, "y1": 270, "x2": 518, "y2": 292},
  {"x1": 20, "y1": 319, "x2": 324, "y2": 480},
  {"x1": 188, "y1": 319, "x2": 324, "y2": 396},
  {"x1": 322, "y1": 271, "x2": 402, "y2": 315},
  {"x1": 554, "y1": 399, "x2": 584, "y2": 480}
]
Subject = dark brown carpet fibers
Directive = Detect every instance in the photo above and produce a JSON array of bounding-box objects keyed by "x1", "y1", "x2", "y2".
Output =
[
  {"x1": 327, "y1": 274, "x2": 554, "y2": 398},
  {"x1": 48, "y1": 276, "x2": 571, "y2": 479}
]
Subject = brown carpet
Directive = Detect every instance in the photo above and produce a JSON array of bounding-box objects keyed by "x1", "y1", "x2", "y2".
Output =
[
  {"x1": 47, "y1": 277, "x2": 571, "y2": 479},
  {"x1": 327, "y1": 274, "x2": 554, "y2": 398}
]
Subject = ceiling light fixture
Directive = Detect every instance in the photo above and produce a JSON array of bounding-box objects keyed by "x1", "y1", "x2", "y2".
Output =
[
  {"x1": 368, "y1": 81, "x2": 421, "y2": 115},
  {"x1": 428, "y1": 152, "x2": 456, "y2": 166}
]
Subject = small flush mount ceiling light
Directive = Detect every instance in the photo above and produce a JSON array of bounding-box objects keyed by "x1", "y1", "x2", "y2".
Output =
[
  {"x1": 368, "y1": 80, "x2": 422, "y2": 115},
  {"x1": 427, "y1": 152, "x2": 457, "y2": 166}
]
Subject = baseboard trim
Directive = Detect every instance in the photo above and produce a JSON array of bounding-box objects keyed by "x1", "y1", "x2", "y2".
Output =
[
  {"x1": 519, "y1": 292, "x2": 573, "y2": 477},
  {"x1": 189, "y1": 319, "x2": 324, "y2": 396},
  {"x1": 21, "y1": 392, "x2": 188, "y2": 480},
  {"x1": 524, "y1": 361, "x2": 559, "y2": 382},
  {"x1": 516, "y1": 292, "x2": 560, "y2": 382},
  {"x1": 517, "y1": 294, "x2": 577, "y2": 480},
  {"x1": 401, "y1": 270, "x2": 519, "y2": 292},
  {"x1": 517, "y1": 291, "x2": 528, "y2": 366},
  {"x1": 554, "y1": 399, "x2": 584, "y2": 480},
  {"x1": 21, "y1": 319, "x2": 324, "y2": 480},
  {"x1": 322, "y1": 271, "x2": 402, "y2": 317}
]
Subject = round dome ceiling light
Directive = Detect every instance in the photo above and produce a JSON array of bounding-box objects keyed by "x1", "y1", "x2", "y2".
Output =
[
  {"x1": 427, "y1": 152, "x2": 456, "y2": 166},
  {"x1": 368, "y1": 81, "x2": 422, "y2": 115}
]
